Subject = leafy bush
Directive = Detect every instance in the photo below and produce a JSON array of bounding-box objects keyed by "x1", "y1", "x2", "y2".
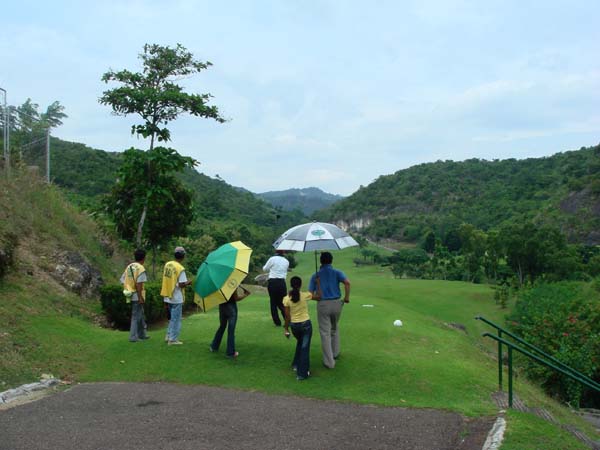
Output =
[
  {"x1": 0, "y1": 231, "x2": 17, "y2": 280},
  {"x1": 100, "y1": 281, "x2": 196, "y2": 330},
  {"x1": 507, "y1": 281, "x2": 600, "y2": 407}
]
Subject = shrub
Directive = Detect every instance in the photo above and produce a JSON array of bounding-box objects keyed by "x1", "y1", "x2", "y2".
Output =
[
  {"x1": 507, "y1": 281, "x2": 600, "y2": 408},
  {"x1": 100, "y1": 282, "x2": 196, "y2": 330},
  {"x1": 0, "y1": 232, "x2": 18, "y2": 280}
]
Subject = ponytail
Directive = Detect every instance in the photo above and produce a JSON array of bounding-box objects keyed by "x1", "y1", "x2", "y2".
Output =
[{"x1": 289, "y1": 276, "x2": 302, "y2": 303}]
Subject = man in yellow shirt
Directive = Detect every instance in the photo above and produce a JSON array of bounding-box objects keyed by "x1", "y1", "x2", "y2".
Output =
[
  {"x1": 161, "y1": 246, "x2": 192, "y2": 345},
  {"x1": 121, "y1": 249, "x2": 149, "y2": 342}
]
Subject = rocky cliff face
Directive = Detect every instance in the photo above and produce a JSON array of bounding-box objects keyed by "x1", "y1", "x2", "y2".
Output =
[
  {"x1": 559, "y1": 188, "x2": 600, "y2": 245},
  {"x1": 337, "y1": 217, "x2": 372, "y2": 231}
]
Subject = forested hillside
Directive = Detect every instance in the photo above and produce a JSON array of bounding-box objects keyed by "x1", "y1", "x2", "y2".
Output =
[
  {"x1": 49, "y1": 137, "x2": 305, "y2": 271},
  {"x1": 50, "y1": 138, "x2": 293, "y2": 221},
  {"x1": 50, "y1": 138, "x2": 122, "y2": 197},
  {"x1": 319, "y1": 145, "x2": 600, "y2": 244},
  {"x1": 258, "y1": 187, "x2": 343, "y2": 215}
]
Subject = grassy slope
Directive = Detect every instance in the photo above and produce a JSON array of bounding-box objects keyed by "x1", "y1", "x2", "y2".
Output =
[{"x1": 0, "y1": 173, "x2": 128, "y2": 386}]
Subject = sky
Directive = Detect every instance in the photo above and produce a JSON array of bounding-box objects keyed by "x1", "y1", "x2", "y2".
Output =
[{"x1": 2, "y1": 0, "x2": 599, "y2": 196}]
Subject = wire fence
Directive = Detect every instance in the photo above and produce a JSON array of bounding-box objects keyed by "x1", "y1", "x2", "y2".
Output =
[{"x1": 1, "y1": 91, "x2": 51, "y2": 182}]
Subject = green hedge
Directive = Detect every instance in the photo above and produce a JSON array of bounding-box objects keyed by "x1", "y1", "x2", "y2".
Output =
[{"x1": 100, "y1": 281, "x2": 196, "y2": 330}]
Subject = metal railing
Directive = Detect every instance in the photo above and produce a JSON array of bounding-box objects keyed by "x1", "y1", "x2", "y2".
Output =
[{"x1": 476, "y1": 316, "x2": 600, "y2": 408}]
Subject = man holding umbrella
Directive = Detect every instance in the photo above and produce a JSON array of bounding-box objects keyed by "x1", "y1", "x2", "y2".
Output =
[
  {"x1": 272, "y1": 222, "x2": 357, "y2": 367},
  {"x1": 309, "y1": 251, "x2": 350, "y2": 369}
]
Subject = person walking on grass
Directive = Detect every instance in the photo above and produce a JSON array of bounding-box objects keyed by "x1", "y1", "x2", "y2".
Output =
[
  {"x1": 209, "y1": 286, "x2": 251, "y2": 358},
  {"x1": 121, "y1": 249, "x2": 149, "y2": 342},
  {"x1": 283, "y1": 276, "x2": 321, "y2": 381},
  {"x1": 161, "y1": 246, "x2": 192, "y2": 346},
  {"x1": 309, "y1": 252, "x2": 350, "y2": 369},
  {"x1": 263, "y1": 250, "x2": 289, "y2": 326}
]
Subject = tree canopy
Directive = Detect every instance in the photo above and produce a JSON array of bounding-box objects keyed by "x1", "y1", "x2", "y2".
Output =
[
  {"x1": 100, "y1": 43, "x2": 225, "y2": 148},
  {"x1": 99, "y1": 43, "x2": 226, "y2": 246}
]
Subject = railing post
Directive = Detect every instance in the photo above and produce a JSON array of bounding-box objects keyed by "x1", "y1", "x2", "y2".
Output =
[
  {"x1": 508, "y1": 346, "x2": 513, "y2": 408},
  {"x1": 498, "y1": 329, "x2": 503, "y2": 390}
]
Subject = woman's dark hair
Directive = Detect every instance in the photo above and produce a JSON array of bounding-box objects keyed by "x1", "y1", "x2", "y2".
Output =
[{"x1": 289, "y1": 276, "x2": 302, "y2": 303}]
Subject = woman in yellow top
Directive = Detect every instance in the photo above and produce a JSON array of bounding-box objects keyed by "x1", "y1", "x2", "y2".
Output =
[{"x1": 283, "y1": 276, "x2": 321, "y2": 381}]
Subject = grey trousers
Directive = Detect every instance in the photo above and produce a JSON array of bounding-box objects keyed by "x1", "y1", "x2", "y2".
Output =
[
  {"x1": 317, "y1": 300, "x2": 343, "y2": 368},
  {"x1": 129, "y1": 301, "x2": 147, "y2": 341}
]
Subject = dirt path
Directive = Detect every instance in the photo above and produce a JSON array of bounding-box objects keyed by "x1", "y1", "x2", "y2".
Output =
[{"x1": 0, "y1": 382, "x2": 494, "y2": 450}]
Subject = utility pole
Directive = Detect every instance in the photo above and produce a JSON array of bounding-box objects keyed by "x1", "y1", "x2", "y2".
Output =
[
  {"x1": 46, "y1": 128, "x2": 50, "y2": 182},
  {"x1": 0, "y1": 87, "x2": 8, "y2": 176}
]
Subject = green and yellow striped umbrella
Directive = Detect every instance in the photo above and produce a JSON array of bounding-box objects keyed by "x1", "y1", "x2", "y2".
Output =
[{"x1": 193, "y1": 241, "x2": 252, "y2": 312}]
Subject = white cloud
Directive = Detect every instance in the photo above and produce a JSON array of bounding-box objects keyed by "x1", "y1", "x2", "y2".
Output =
[{"x1": 3, "y1": 0, "x2": 600, "y2": 196}]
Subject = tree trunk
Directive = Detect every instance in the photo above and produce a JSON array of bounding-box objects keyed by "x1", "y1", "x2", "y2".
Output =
[
  {"x1": 517, "y1": 261, "x2": 524, "y2": 286},
  {"x1": 135, "y1": 203, "x2": 147, "y2": 248},
  {"x1": 136, "y1": 131, "x2": 155, "y2": 250},
  {"x1": 152, "y1": 245, "x2": 157, "y2": 278}
]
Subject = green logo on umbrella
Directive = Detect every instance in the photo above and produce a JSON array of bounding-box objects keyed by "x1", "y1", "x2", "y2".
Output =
[{"x1": 311, "y1": 230, "x2": 326, "y2": 237}]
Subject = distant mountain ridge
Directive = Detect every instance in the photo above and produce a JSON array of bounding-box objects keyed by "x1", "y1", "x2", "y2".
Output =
[{"x1": 258, "y1": 187, "x2": 343, "y2": 215}]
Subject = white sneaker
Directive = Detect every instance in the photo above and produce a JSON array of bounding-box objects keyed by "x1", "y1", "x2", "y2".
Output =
[{"x1": 168, "y1": 340, "x2": 183, "y2": 346}]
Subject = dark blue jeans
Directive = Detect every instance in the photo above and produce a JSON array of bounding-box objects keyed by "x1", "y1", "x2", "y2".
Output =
[
  {"x1": 291, "y1": 320, "x2": 312, "y2": 378},
  {"x1": 211, "y1": 302, "x2": 237, "y2": 356}
]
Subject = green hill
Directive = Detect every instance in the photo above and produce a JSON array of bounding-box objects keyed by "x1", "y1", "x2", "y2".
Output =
[
  {"x1": 0, "y1": 172, "x2": 129, "y2": 385},
  {"x1": 49, "y1": 137, "x2": 303, "y2": 226},
  {"x1": 318, "y1": 145, "x2": 600, "y2": 244}
]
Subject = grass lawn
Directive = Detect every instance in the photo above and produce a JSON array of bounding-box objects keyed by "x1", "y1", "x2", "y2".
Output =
[
  {"x1": 2, "y1": 247, "x2": 596, "y2": 449},
  {"x1": 69, "y1": 249, "x2": 500, "y2": 415}
]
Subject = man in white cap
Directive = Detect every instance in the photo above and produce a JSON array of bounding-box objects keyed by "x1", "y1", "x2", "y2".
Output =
[{"x1": 160, "y1": 246, "x2": 192, "y2": 345}]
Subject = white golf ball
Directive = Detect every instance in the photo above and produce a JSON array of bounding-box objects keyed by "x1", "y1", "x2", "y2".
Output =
[{"x1": 393, "y1": 319, "x2": 403, "y2": 327}]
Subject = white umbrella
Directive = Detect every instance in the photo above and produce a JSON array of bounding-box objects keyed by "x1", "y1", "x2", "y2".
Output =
[{"x1": 273, "y1": 221, "x2": 359, "y2": 272}]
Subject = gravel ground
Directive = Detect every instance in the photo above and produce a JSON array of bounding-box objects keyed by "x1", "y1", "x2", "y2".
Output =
[{"x1": 0, "y1": 382, "x2": 494, "y2": 450}]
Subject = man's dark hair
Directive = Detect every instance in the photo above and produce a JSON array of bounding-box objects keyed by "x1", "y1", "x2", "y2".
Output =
[
  {"x1": 134, "y1": 249, "x2": 146, "y2": 262},
  {"x1": 174, "y1": 250, "x2": 185, "y2": 260},
  {"x1": 320, "y1": 251, "x2": 333, "y2": 265}
]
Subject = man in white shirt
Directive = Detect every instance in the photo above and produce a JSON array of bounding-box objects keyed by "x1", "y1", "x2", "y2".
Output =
[{"x1": 262, "y1": 250, "x2": 289, "y2": 326}]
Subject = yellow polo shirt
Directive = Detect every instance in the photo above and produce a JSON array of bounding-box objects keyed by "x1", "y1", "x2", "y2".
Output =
[{"x1": 283, "y1": 292, "x2": 313, "y2": 323}]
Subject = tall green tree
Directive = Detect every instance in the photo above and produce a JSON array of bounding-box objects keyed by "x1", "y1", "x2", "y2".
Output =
[
  {"x1": 499, "y1": 222, "x2": 571, "y2": 285},
  {"x1": 99, "y1": 43, "x2": 226, "y2": 246},
  {"x1": 41, "y1": 101, "x2": 68, "y2": 129},
  {"x1": 459, "y1": 223, "x2": 487, "y2": 282},
  {"x1": 16, "y1": 98, "x2": 40, "y2": 132}
]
